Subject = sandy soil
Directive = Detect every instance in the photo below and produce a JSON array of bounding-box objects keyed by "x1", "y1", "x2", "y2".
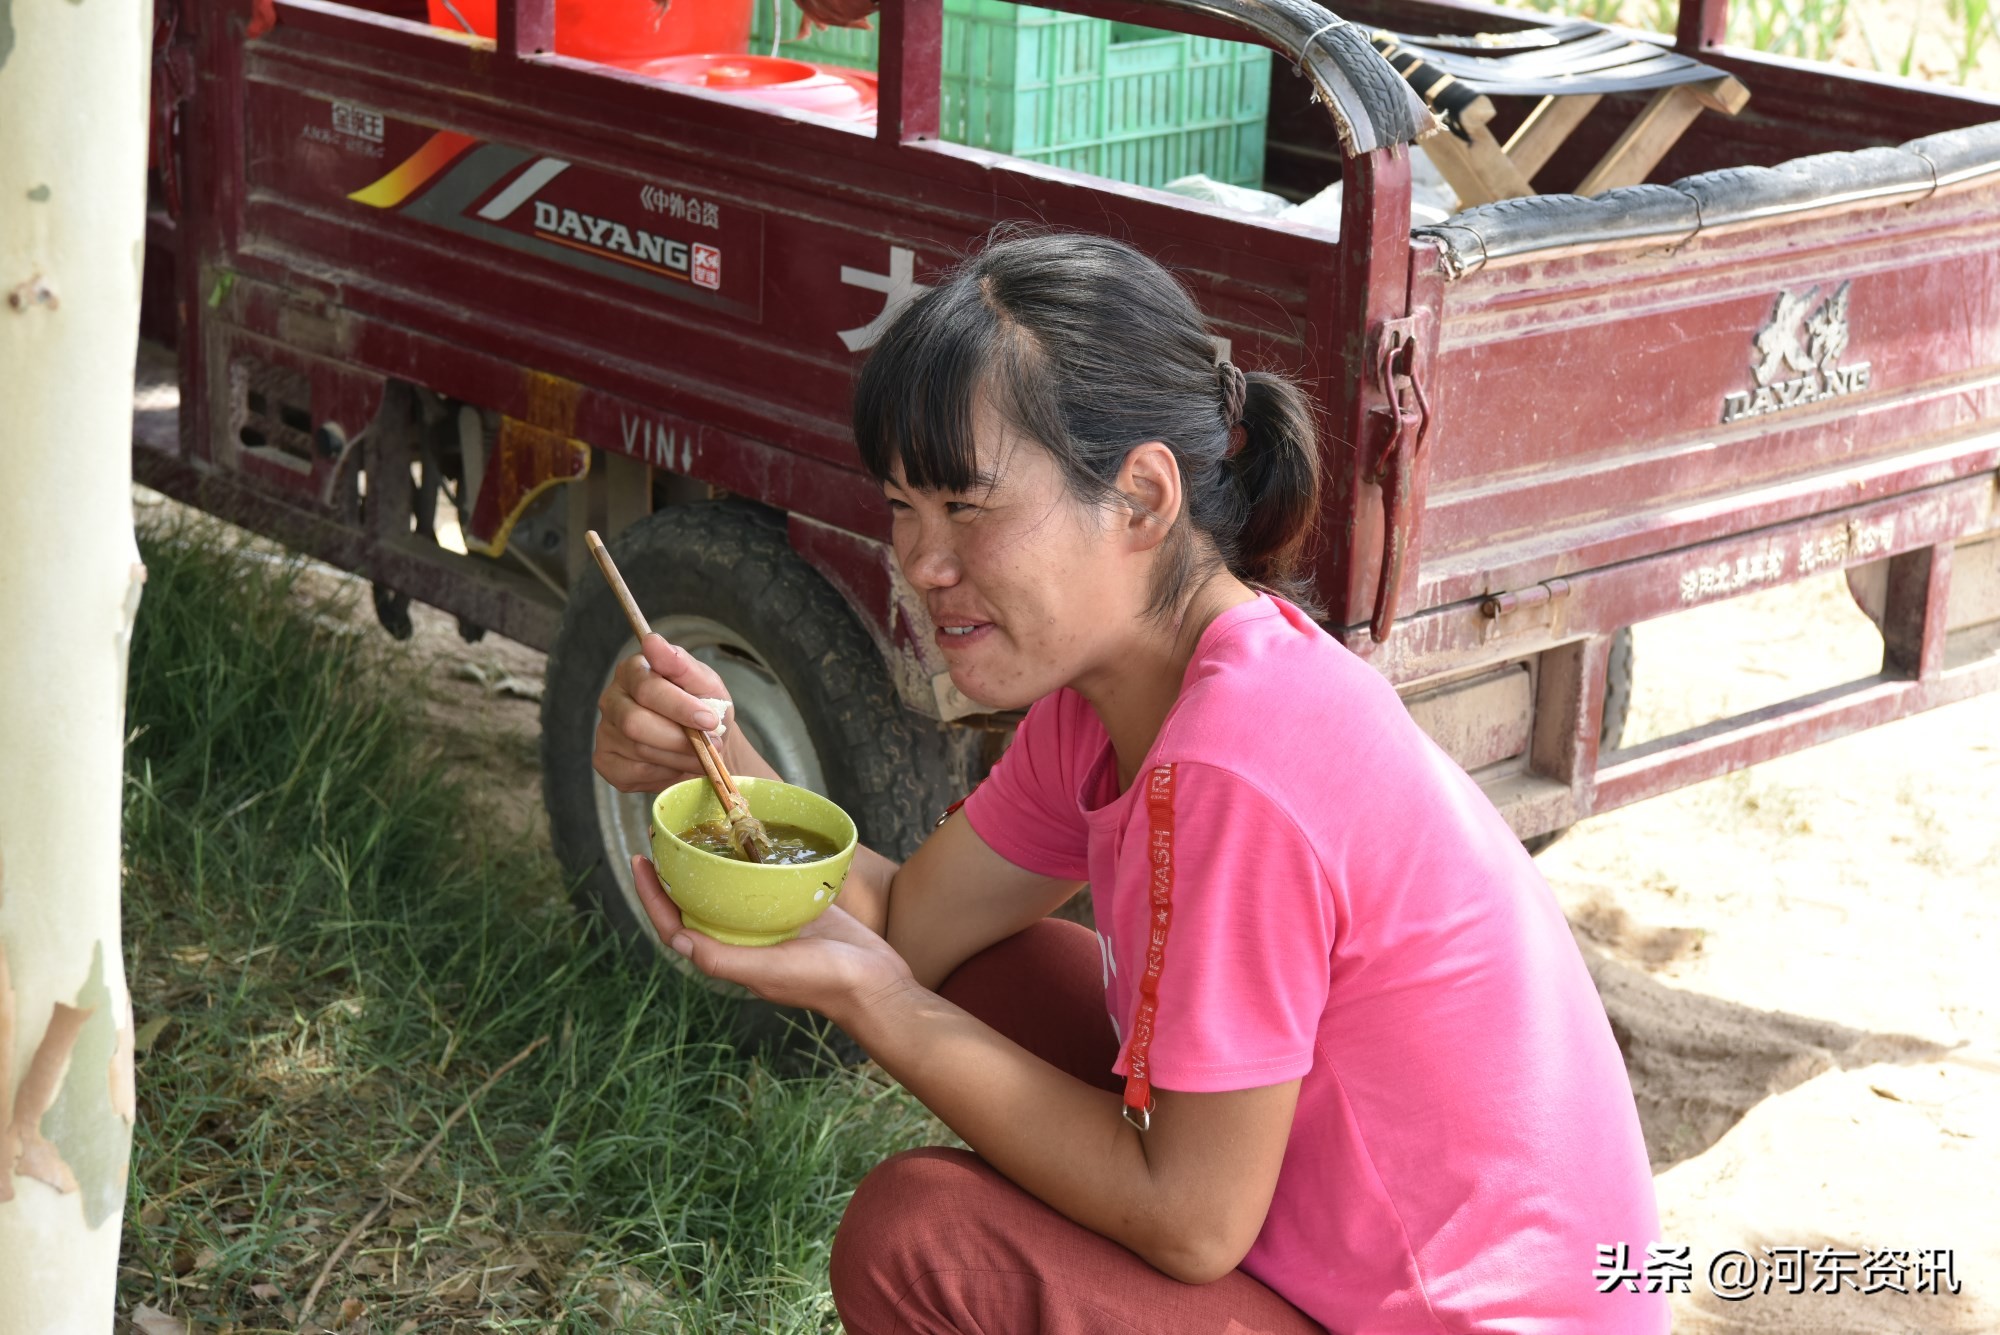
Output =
[
  {"x1": 1537, "y1": 574, "x2": 2000, "y2": 1333},
  {"x1": 394, "y1": 600, "x2": 552, "y2": 842}
]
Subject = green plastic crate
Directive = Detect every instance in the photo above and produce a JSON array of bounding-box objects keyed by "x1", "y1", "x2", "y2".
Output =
[{"x1": 746, "y1": 0, "x2": 1271, "y2": 188}]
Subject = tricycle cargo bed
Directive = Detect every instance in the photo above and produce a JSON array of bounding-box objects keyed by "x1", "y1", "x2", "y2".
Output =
[
  {"x1": 1345, "y1": 121, "x2": 2000, "y2": 838},
  {"x1": 1388, "y1": 119, "x2": 2000, "y2": 630}
]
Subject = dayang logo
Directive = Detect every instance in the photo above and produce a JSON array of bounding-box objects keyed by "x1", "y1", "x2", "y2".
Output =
[
  {"x1": 346, "y1": 132, "x2": 748, "y2": 307},
  {"x1": 1721, "y1": 282, "x2": 1870, "y2": 425},
  {"x1": 529, "y1": 200, "x2": 720, "y2": 290}
]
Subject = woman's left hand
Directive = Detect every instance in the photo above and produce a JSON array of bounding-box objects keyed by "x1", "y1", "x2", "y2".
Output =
[{"x1": 629, "y1": 855, "x2": 915, "y2": 1021}]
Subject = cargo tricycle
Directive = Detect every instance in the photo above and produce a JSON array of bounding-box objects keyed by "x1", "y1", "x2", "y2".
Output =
[{"x1": 136, "y1": 0, "x2": 2000, "y2": 952}]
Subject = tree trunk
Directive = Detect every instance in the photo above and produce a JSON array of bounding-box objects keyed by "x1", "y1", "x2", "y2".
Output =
[{"x1": 0, "y1": 0, "x2": 152, "y2": 1328}]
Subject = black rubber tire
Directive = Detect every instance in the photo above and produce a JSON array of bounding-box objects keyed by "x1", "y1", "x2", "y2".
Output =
[
  {"x1": 541, "y1": 502, "x2": 974, "y2": 1044},
  {"x1": 1599, "y1": 624, "x2": 1637, "y2": 753},
  {"x1": 1524, "y1": 626, "x2": 1635, "y2": 856}
]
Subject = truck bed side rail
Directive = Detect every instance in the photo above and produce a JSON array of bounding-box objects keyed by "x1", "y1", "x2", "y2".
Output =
[{"x1": 1415, "y1": 121, "x2": 2000, "y2": 277}]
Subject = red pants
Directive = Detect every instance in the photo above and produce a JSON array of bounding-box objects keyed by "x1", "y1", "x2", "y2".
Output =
[{"x1": 830, "y1": 919, "x2": 1327, "y2": 1335}]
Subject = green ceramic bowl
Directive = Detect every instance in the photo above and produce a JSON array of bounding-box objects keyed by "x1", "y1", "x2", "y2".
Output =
[{"x1": 649, "y1": 776, "x2": 858, "y2": 946}]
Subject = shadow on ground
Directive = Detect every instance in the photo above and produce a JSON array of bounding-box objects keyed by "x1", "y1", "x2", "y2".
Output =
[{"x1": 1579, "y1": 939, "x2": 1951, "y2": 1170}]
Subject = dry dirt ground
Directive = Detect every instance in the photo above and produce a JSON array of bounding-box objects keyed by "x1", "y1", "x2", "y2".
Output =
[
  {"x1": 170, "y1": 502, "x2": 1995, "y2": 1333},
  {"x1": 1539, "y1": 574, "x2": 2000, "y2": 1334}
]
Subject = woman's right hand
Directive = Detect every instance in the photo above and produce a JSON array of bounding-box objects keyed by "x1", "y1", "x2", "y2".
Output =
[{"x1": 593, "y1": 634, "x2": 737, "y2": 794}]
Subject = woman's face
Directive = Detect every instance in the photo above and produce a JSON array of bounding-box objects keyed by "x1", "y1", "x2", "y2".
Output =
[{"x1": 883, "y1": 399, "x2": 1154, "y2": 710}]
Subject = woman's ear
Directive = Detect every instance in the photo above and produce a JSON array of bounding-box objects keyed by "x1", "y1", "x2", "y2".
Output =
[{"x1": 1116, "y1": 441, "x2": 1183, "y2": 552}]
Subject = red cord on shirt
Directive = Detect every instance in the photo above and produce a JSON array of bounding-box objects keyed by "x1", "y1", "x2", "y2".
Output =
[
  {"x1": 1124, "y1": 763, "x2": 1177, "y2": 1131},
  {"x1": 946, "y1": 771, "x2": 1175, "y2": 1130}
]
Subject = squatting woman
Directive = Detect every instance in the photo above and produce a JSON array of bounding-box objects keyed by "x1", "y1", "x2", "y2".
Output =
[{"x1": 593, "y1": 232, "x2": 1664, "y2": 1334}]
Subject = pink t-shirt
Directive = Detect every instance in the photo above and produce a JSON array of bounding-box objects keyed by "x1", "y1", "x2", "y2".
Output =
[{"x1": 964, "y1": 595, "x2": 1664, "y2": 1334}]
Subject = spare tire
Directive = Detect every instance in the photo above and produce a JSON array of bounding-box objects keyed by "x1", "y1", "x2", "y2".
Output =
[{"x1": 540, "y1": 503, "x2": 975, "y2": 1034}]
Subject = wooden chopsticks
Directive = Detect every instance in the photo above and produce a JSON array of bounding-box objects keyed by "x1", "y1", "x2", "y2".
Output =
[
  {"x1": 685, "y1": 716, "x2": 745, "y2": 815},
  {"x1": 584, "y1": 529, "x2": 768, "y2": 858}
]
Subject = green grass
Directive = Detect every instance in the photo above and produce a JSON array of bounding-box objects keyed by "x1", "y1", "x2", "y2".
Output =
[
  {"x1": 1728, "y1": 0, "x2": 1855, "y2": 64},
  {"x1": 120, "y1": 519, "x2": 946, "y2": 1332},
  {"x1": 1944, "y1": 0, "x2": 1999, "y2": 80},
  {"x1": 1489, "y1": 0, "x2": 1998, "y2": 88}
]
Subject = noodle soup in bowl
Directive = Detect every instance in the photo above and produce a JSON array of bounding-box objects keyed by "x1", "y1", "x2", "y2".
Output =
[{"x1": 648, "y1": 777, "x2": 858, "y2": 946}]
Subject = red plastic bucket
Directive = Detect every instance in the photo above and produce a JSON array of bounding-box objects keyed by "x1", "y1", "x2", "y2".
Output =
[
  {"x1": 427, "y1": 0, "x2": 753, "y2": 65},
  {"x1": 625, "y1": 54, "x2": 878, "y2": 122}
]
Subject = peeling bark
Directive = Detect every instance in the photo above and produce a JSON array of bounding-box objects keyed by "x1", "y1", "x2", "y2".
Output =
[
  {"x1": 8, "y1": 1002, "x2": 89, "y2": 1194},
  {"x1": 6, "y1": 272, "x2": 59, "y2": 310},
  {"x1": 45, "y1": 944, "x2": 129, "y2": 1226}
]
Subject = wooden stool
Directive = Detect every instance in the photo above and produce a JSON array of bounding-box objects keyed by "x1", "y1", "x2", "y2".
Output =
[{"x1": 1371, "y1": 20, "x2": 1750, "y2": 206}]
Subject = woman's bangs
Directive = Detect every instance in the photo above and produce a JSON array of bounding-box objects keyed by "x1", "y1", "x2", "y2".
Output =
[{"x1": 852, "y1": 288, "x2": 989, "y2": 493}]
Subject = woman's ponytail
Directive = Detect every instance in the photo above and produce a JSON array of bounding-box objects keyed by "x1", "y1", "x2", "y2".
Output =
[{"x1": 1225, "y1": 372, "x2": 1321, "y2": 613}]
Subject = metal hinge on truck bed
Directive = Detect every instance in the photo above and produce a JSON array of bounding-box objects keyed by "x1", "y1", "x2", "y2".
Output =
[{"x1": 1367, "y1": 312, "x2": 1434, "y2": 642}]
